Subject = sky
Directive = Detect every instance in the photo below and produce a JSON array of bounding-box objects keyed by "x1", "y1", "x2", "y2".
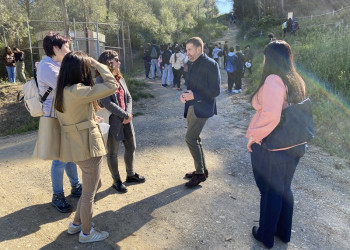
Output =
[{"x1": 216, "y1": 0, "x2": 233, "y2": 14}]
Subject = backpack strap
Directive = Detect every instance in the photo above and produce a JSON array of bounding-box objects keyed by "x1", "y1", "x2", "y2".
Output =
[{"x1": 34, "y1": 68, "x2": 53, "y2": 103}]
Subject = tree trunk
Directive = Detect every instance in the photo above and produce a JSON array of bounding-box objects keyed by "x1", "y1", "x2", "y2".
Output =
[
  {"x1": 61, "y1": 0, "x2": 70, "y2": 39},
  {"x1": 106, "y1": 0, "x2": 110, "y2": 21},
  {"x1": 25, "y1": 0, "x2": 30, "y2": 19}
]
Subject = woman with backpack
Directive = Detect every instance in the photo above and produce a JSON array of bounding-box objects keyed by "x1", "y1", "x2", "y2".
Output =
[
  {"x1": 169, "y1": 46, "x2": 186, "y2": 91},
  {"x1": 55, "y1": 51, "x2": 119, "y2": 243}
]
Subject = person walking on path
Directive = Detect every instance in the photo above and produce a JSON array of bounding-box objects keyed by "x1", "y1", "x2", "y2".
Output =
[
  {"x1": 170, "y1": 46, "x2": 186, "y2": 91},
  {"x1": 13, "y1": 48, "x2": 26, "y2": 83},
  {"x1": 211, "y1": 44, "x2": 222, "y2": 67},
  {"x1": 55, "y1": 52, "x2": 118, "y2": 243},
  {"x1": 244, "y1": 45, "x2": 253, "y2": 75},
  {"x1": 225, "y1": 47, "x2": 238, "y2": 93},
  {"x1": 149, "y1": 40, "x2": 162, "y2": 80},
  {"x1": 180, "y1": 37, "x2": 221, "y2": 188},
  {"x1": 37, "y1": 32, "x2": 82, "y2": 213},
  {"x1": 97, "y1": 50, "x2": 145, "y2": 193},
  {"x1": 142, "y1": 43, "x2": 151, "y2": 79},
  {"x1": 161, "y1": 44, "x2": 172, "y2": 87},
  {"x1": 223, "y1": 41, "x2": 229, "y2": 67},
  {"x1": 232, "y1": 45, "x2": 245, "y2": 94},
  {"x1": 247, "y1": 40, "x2": 307, "y2": 249},
  {"x1": 3, "y1": 46, "x2": 16, "y2": 83}
]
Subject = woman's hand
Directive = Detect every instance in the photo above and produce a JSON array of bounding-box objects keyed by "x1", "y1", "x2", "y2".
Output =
[
  {"x1": 90, "y1": 57, "x2": 99, "y2": 67},
  {"x1": 247, "y1": 137, "x2": 261, "y2": 152},
  {"x1": 123, "y1": 114, "x2": 133, "y2": 124}
]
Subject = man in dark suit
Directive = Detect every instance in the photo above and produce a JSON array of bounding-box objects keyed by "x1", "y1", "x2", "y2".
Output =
[{"x1": 180, "y1": 37, "x2": 221, "y2": 188}]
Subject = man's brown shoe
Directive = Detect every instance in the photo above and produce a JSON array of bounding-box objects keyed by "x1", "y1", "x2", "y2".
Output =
[
  {"x1": 185, "y1": 174, "x2": 206, "y2": 188},
  {"x1": 185, "y1": 170, "x2": 208, "y2": 179}
]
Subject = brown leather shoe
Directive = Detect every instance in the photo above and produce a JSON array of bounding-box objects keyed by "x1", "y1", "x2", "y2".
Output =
[
  {"x1": 185, "y1": 174, "x2": 206, "y2": 188},
  {"x1": 185, "y1": 170, "x2": 208, "y2": 179}
]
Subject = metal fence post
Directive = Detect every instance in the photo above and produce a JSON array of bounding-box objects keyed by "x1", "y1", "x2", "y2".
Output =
[
  {"x1": 121, "y1": 21, "x2": 126, "y2": 72},
  {"x1": 96, "y1": 20, "x2": 100, "y2": 58},
  {"x1": 26, "y1": 21, "x2": 34, "y2": 73},
  {"x1": 127, "y1": 23, "x2": 133, "y2": 68}
]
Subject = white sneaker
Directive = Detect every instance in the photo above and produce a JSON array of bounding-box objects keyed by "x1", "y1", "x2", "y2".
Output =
[
  {"x1": 67, "y1": 222, "x2": 95, "y2": 235},
  {"x1": 232, "y1": 89, "x2": 242, "y2": 94},
  {"x1": 79, "y1": 228, "x2": 109, "y2": 243}
]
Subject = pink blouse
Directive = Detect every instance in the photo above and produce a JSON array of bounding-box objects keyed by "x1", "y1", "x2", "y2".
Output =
[{"x1": 246, "y1": 74, "x2": 288, "y2": 144}]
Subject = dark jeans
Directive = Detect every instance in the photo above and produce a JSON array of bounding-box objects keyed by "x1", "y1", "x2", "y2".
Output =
[
  {"x1": 173, "y1": 67, "x2": 183, "y2": 88},
  {"x1": 185, "y1": 106, "x2": 208, "y2": 174},
  {"x1": 227, "y1": 72, "x2": 235, "y2": 91},
  {"x1": 144, "y1": 61, "x2": 150, "y2": 78},
  {"x1": 251, "y1": 143, "x2": 304, "y2": 248},
  {"x1": 106, "y1": 123, "x2": 136, "y2": 182},
  {"x1": 234, "y1": 70, "x2": 243, "y2": 90}
]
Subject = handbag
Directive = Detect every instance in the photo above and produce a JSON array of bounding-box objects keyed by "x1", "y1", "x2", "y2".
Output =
[
  {"x1": 261, "y1": 85, "x2": 314, "y2": 150},
  {"x1": 33, "y1": 98, "x2": 61, "y2": 160}
]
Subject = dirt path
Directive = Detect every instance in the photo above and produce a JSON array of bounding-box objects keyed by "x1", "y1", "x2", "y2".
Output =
[{"x1": 1, "y1": 26, "x2": 350, "y2": 250}]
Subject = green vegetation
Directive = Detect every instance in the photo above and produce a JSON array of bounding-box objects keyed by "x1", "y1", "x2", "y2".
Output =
[{"x1": 236, "y1": 2, "x2": 350, "y2": 159}]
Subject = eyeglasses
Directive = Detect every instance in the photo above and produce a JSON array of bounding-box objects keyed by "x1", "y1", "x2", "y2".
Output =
[{"x1": 114, "y1": 58, "x2": 120, "y2": 62}]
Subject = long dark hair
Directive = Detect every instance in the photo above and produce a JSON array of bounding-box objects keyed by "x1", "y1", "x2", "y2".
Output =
[
  {"x1": 55, "y1": 51, "x2": 94, "y2": 113},
  {"x1": 251, "y1": 40, "x2": 305, "y2": 104},
  {"x1": 96, "y1": 50, "x2": 122, "y2": 79},
  {"x1": 3, "y1": 46, "x2": 13, "y2": 57}
]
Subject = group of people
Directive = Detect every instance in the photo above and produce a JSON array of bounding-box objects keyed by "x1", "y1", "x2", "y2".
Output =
[
  {"x1": 2, "y1": 46, "x2": 26, "y2": 83},
  {"x1": 142, "y1": 40, "x2": 253, "y2": 95},
  {"x1": 36, "y1": 32, "x2": 145, "y2": 243},
  {"x1": 282, "y1": 18, "x2": 299, "y2": 37},
  {"x1": 32, "y1": 31, "x2": 306, "y2": 248},
  {"x1": 143, "y1": 40, "x2": 190, "y2": 91}
]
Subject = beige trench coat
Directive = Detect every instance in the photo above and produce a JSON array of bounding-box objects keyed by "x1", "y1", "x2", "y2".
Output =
[{"x1": 56, "y1": 63, "x2": 118, "y2": 162}]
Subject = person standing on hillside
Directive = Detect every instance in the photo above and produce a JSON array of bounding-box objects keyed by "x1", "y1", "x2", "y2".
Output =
[
  {"x1": 13, "y1": 48, "x2": 26, "y2": 83},
  {"x1": 244, "y1": 45, "x2": 253, "y2": 75},
  {"x1": 181, "y1": 37, "x2": 221, "y2": 188},
  {"x1": 37, "y1": 32, "x2": 82, "y2": 213},
  {"x1": 3, "y1": 46, "x2": 16, "y2": 83},
  {"x1": 170, "y1": 46, "x2": 186, "y2": 91},
  {"x1": 150, "y1": 40, "x2": 161, "y2": 80}
]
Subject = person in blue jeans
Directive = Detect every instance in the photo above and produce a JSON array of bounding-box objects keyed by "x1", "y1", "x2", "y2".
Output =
[
  {"x1": 3, "y1": 46, "x2": 16, "y2": 83},
  {"x1": 37, "y1": 32, "x2": 82, "y2": 213},
  {"x1": 150, "y1": 40, "x2": 161, "y2": 79}
]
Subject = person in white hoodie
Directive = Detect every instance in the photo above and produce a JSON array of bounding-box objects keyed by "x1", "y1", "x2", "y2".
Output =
[
  {"x1": 211, "y1": 44, "x2": 222, "y2": 68},
  {"x1": 169, "y1": 46, "x2": 186, "y2": 91}
]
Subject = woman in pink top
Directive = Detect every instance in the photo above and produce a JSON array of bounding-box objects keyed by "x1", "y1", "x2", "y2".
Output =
[{"x1": 246, "y1": 41, "x2": 306, "y2": 249}]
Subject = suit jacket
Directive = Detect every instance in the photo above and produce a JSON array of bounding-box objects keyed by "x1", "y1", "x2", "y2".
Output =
[
  {"x1": 97, "y1": 76, "x2": 134, "y2": 141},
  {"x1": 56, "y1": 63, "x2": 118, "y2": 162},
  {"x1": 185, "y1": 54, "x2": 221, "y2": 118}
]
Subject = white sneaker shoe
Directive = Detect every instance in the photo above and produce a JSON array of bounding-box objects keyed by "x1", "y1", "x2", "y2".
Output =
[
  {"x1": 232, "y1": 89, "x2": 242, "y2": 94},
  {"x1": 67, "y1": 222, "x2": 95, "y2": 235},
  {"x1": 79, "y1": 227, "x2": 109, "y2": 243}
]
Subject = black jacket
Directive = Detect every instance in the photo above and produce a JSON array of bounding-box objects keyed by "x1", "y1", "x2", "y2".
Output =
[{"x1": 185, "y1": 54, "x2": 221, "y2": 118}]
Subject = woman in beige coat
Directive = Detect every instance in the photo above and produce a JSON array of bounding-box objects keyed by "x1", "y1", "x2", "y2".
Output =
[{"x1": 55, "y1": 51, "x2": 119, "y2": 243}]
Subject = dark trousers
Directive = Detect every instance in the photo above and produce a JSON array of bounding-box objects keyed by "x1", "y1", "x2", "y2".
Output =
[
  {"x1": 185, "y1": 106, "x2": 208, "y2": 174},
  {"x1": 234, "y1": 70, "x2": 243, "y2": 90},
  {"x1": 144, "y1": 61, "x2": 150, "y2": 78},
  {"x1": 251, "y1": 143, "x2": 302, "y2": 248},
  {"x1": 106, "y1": 123, "x2": 136, "y2": 183},
  {"x1": 227, "y1": 72, "x2": 235, "y2": 91},
  {"x1": 173, "y1": 67, "x2": 183, "y2": 88}
]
